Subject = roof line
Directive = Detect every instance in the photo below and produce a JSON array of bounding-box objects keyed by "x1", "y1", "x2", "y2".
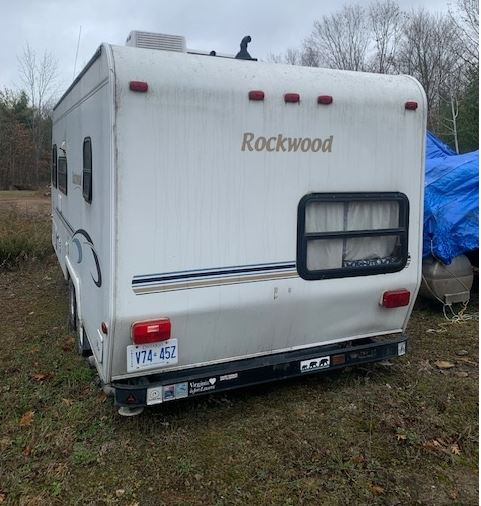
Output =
[{"x1": 53, "y1": 45, "x2": 103, "y2": 111}]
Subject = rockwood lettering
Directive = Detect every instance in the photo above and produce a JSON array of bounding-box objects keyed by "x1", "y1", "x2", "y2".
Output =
[{"x1": 241, "y1": 132, "x2": 333, "y2": 153}]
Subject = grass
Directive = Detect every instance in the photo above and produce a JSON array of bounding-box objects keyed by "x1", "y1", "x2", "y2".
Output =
[
  {"x1": 0, "y1": 190, "x2": 37, "y2": 201},
  {"x1": 0, "y1": 210, "x2": 478, "y2": 505},
  {"x1": 0, "y1": 212, "x2": 51, "y2": 268}
]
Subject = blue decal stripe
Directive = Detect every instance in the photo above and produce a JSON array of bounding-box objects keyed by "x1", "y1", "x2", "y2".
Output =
[{"x1": 133, "y1": 262, "x2": 296, "y2": 286}]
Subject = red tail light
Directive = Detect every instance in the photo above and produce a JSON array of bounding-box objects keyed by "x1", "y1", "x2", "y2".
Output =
[
  {"x1": 129, "y1": 81, "x2": 148, "y2": 92},
  {"x1": 382, "y1": 290, "x2": 411, "y2": 308},
  {"x1": 131, "y1": 318, "x2": 171, "y2": 344},
  {"x1": 284, "y1": 93, "x2": 300, "y2": 103}
]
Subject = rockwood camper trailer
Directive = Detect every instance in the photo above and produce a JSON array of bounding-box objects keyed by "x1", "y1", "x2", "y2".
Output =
[{"x1": 51, "y1": 32, "x2": 426, "y2": 414}]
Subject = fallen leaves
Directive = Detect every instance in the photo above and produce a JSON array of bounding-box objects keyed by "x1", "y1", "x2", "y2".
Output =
[
  {"x1": 98, "y1": 392, "x2": 108, "y2": 403},
  {"x1": 423, "y1": 438, "x2": 462, "y2": 456},
  {"x1": 31, "y1": 372, "x2": 53, "y2": 382},
  {"x1": 370, "y1": 484, "x2": 385, "y2": 496},
  {"x1": 62, "y1": 337, "x2": 75, "y2": 352},
  {"x1": 19, "y1": 411, "x2": 34, "y2": 427},
  {"x1": 434, "y1": 360, "x2": 455, "y2": 369},
  {"x1": 351, "y1": 455, "x2": 365, "y2": 465},
  {"x1": 450, "y1": 443, "x2": 461, "y2": 455}
]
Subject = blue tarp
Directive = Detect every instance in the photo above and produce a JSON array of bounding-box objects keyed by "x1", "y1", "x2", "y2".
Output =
[
  {"x1": 423, "y1": 132, "x2": 479, "y2": 264},
  {"x1": 425, "y1": 131, "x2": 456, "y2": 159}
]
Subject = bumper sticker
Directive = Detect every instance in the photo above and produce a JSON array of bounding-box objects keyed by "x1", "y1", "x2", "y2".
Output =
[{"x1": 300, "y1": 356, "x2": 330, "y2": 373}]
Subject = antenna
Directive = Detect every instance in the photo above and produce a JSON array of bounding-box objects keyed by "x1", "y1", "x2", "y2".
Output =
[{"x1": 73, "y1": 25, "x2": 82, "y2": 80}]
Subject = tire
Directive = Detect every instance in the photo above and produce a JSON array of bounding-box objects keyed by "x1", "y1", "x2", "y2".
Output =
[
  {"x1": 68, "y1": 279, "x2": 77, "y2": 331},
  {"x1": 68, "y1": 279, "x2": 91, "y2": 356}
]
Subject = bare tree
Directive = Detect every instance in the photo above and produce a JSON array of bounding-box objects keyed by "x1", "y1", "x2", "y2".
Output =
[
  {"x1": 18, "y1": 44, "x2": 58, "y2": 185},
  {"x1": 368, "y1": 0, "x2": 403, "y2": 73},
  {"x1": 397, "y1": 10, "x2": 463, "y2": 129},
  {"x1": 307, "y1": 5, "x2": 370, "y2": 71},
  {"x1": 266, "y1": 47, "x2": 319, "y2": 67},
  {"x1": 449, "y1": 0, "x2": 479, "y2": 69},
  {"x1": 266, "y1": 48, "x2": 302, "y2": 65}
]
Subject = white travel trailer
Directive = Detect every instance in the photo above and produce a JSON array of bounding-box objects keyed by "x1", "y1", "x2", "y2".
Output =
[{"x1": 51, "y1": 31, "x2": 426, "y2": 414}]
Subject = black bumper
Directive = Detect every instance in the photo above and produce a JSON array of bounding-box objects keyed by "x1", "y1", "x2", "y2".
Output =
[{"x1": 113, "y1": 335, "x2": 407, "y2": 407}]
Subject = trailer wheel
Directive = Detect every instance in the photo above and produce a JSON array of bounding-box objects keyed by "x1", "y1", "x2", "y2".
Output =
[
  {"x1": 68, "y1": 280, "x2": 91, "y2": 356},
  {"x1": 68, "y1": 279, "x2": 77, "y2": 331}
]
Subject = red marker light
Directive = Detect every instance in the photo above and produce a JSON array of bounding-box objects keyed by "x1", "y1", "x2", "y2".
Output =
[
  {"x1": 382, "y1": 289, "x2": 411, "y2": 308},
  {"x1": 317, "y1": 95, "x2": 333, "y2": 105},
  {"x1": 284, "y1": 93, "x2": 300, "y2": 103},
  {"x1": 405, "y1": 101, "x2": 418, "y2": 110},
  {"x1": 131, "y1": 318, "x2": 171, "y2": 344},
  {"x1": 101, "y1": 321, "x2": 108, "y2": 334},
  {"x1": 129, "y1": 81, "x2": 148, "y2": 92},
  {"x1": 249, "y1": 90, "x2": 265, "y2": 101}
]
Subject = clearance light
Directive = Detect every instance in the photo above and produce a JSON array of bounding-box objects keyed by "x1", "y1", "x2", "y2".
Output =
[
  {"x1": 249, "y1": 90, "x2": 265, "y2": 101},
  {"x1": 284, "y1": 93, "x2": 300, "y2": 103},
  {"x1": 101, "y1": 321, "x2": 108, "y2": 334},
  {"x1": 382, "y1": 290, "x2": 411, "y2": 308},
  {"x1": 129, "y1": 81, "x2": 148, "y2": 92},
  {"x1": 132, "y1": 318, "x2": 171, "y2": 344},
  {"x1": 317, "y1": 95, "x2": 333, "y2": 105},
  {"x1": 405, "y1": 101, "x2": 418, "y2": 110}
]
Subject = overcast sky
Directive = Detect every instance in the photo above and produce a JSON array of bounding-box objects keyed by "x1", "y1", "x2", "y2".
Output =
[{"x1": 1, "y1": 0, "x2": 449, "y2": 97}]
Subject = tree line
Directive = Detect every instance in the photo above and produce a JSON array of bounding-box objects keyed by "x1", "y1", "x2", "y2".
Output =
[
  {"x1": 0, "y1": 45, "x2": 57, "y2": 190},
  {"x1": 0, "y1": 1, "x2": 478, "y2": 190},
  {"x1": 269, "y1": 0, "x2": 479, "y2": 153}
]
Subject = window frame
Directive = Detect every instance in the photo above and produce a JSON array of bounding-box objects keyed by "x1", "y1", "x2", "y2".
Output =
[
  {"x1": 82, "y1": 137, "x2": 92, "y2": 203},
  {"x1": 51, "y1": 145, "x2": 57, "y2": 188},
  {"x1": 296, "y1": 192, "x2": 409, "y2": 280},
  {"x1": 58, "y1": 156, "x2": 68, "y2": 195}
]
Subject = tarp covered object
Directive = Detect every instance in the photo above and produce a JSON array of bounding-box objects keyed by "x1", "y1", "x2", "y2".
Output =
[
  {"x1": 423, "y1": 133, "x2": 479, "y2": 264},
  {"x1": 425, "y1": 131, "x2": 456, "y2": 159}
]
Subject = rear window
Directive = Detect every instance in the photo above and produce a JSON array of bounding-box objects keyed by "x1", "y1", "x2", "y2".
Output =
[
  {"x1": 58, "y1": 156, "x2": 68, "y2": 195},
  {"x1": 297, "y1": 193, "x2": 409, "y2": 280}
]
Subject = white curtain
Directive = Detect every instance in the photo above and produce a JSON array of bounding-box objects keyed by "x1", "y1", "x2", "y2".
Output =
[{"x1": 306, "y1": 200, "x2": 400, "y2": 270}]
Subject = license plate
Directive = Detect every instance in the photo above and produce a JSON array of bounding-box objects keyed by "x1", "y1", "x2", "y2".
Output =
[{"x1": 127, "y1": 339, "x2": 178, "y2": 372}]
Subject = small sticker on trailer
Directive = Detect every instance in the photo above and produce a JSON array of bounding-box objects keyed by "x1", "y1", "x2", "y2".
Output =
[{"x1": 300, "y1": 356, "x2": 330, "y2": 372}]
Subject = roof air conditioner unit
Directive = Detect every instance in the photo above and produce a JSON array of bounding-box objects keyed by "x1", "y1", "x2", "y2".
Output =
[{"x1": 125, "y1": 31, "x2": 186, "y2": 52}]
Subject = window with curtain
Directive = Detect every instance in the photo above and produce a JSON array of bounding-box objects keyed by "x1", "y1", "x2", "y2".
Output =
[{"x1": 297, "y1": 193, "x2": 409, "y2": 280}]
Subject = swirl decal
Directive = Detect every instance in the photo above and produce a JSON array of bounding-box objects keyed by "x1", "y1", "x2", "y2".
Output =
[{"x1": 72, "y1": 229, "x2": 102, "y2": 288}]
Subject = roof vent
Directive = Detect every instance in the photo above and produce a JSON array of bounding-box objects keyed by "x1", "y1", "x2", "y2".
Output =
[{"x1": 126, "y1": 31, "x2": 186, "y2": 52}]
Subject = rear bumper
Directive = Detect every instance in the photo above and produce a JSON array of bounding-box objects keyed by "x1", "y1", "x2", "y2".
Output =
[{"x1": 113, "y1": 335, "x2": 407, "y2": 407}]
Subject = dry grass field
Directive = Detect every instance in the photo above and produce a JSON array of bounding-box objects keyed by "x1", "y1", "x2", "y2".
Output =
[{"x1": 0, "y1": 191, "x2": 478, "y2": 505}]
